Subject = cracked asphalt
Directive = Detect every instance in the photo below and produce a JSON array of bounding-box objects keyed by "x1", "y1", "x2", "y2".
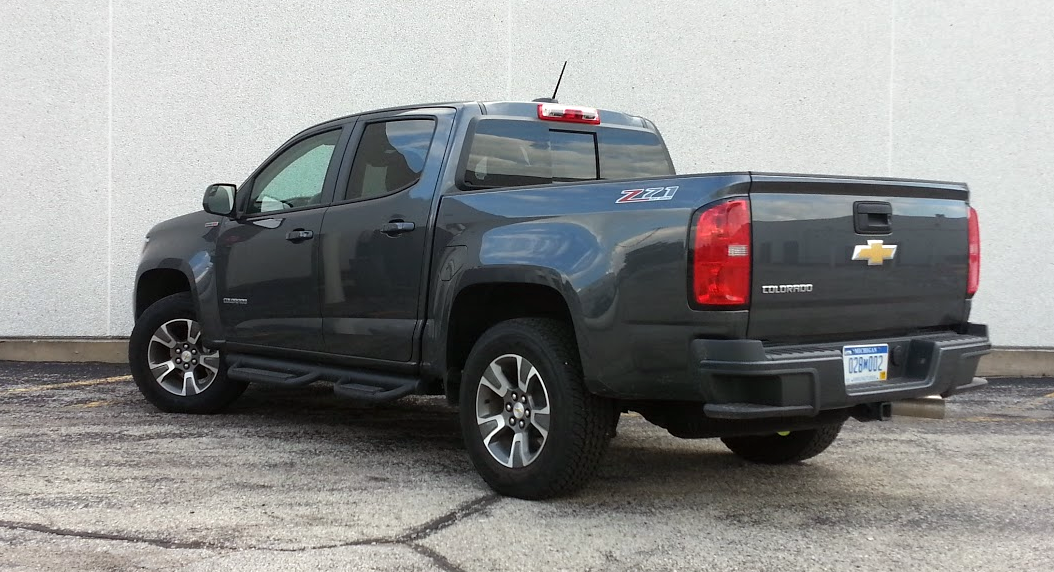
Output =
[{"x1": 0, "y1": 362, "x2": 1052, "y2": 571}]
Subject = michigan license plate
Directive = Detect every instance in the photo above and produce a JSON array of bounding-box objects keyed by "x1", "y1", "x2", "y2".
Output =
[{"x1": 842, "y1": 344, "x2": 889, "y2": 385}]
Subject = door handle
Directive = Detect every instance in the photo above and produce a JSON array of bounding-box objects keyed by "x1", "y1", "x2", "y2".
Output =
[
  {"x1": 285, "y1": 229, "x2": 314, "y2": 242},
  {"x1": 380, "y1": 221, "x2": 416, "y2": 236}
]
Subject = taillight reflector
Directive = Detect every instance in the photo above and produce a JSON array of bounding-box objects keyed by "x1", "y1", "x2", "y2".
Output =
[
  {"x1": 967, "y1": 206, "x2": 980, "y2": 296},
  {"x1": 691, "y1": 198, "x2": 751, "y2": 307},
  {"x1": 537, "y1": 103, "x2": 601, "y2": 124}
]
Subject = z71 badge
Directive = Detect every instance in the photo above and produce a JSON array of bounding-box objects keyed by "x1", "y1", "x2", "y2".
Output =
[{"x1": 616, "y1": 186, "x2": 678, "y2": 204}]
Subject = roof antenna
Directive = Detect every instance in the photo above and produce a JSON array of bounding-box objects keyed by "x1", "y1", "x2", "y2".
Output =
[{"x1": 532, "y1": 61, "x2": 568, "y2": 104}]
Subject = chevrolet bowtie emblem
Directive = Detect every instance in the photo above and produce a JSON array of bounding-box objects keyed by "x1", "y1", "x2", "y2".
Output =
[{"x1": 852, "y1": 240, "x2": 897, "y2": 266}]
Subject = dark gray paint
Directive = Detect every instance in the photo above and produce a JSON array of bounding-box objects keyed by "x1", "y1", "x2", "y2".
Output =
[
  {"x1": 134, "y1": 100, "x2": 985, "y2": 404},
  {"x1": 213, "y1": 208, "x2": 327, "y2": 350},
  {"x1": 427, "y1": 174, "x2": 753, "y2": 397},
  {"x1": 748, "y1": 175, "x2": 971, "y2": 343},
  {"x1": 320, "y1": 108, "x2": 456, "y2": 361}
]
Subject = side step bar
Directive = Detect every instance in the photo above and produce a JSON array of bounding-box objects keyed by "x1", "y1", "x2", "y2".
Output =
[{"x1": 226, "y1": 353, "x2": 420, "y2": 404}]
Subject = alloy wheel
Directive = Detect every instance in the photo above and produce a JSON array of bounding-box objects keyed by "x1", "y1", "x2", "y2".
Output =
[
  {"x1": 146, "y1": 319, "x2": 220, "y2": 396},
  {"x1": 474, "y1": 353, "x2": 552, "y2": 468}
]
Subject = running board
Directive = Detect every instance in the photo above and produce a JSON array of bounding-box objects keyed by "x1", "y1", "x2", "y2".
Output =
[{"x1": 226, "y1": 353, "x2": 421, "y2": 403}]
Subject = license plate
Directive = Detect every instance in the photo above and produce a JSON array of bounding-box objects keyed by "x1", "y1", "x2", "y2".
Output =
[{"x1": 842, "y1": 344, "x2": 889, "y2": 385}]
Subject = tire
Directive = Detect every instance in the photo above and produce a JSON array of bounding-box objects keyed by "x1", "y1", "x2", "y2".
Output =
[
  {"x1": 129, "y1": 292, "x2": 246, "y2": 414},
  {"x1": 459, "y1": 318, "x2": 614, "y2": 500},
  {"x1": 720, "y1": 423, "x2": 843, "y2": 464}
]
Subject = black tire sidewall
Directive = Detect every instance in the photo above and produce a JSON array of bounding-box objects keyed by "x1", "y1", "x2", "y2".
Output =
[
  {"x1": 459, "y1": 320, "x2": 598, "y2": 498},
  {"x1": 721, "y1": 423, "x2": 843, "y2": 464},
  {"x1": 129, "y1": 293, "x2": 244, "y2": 414}
]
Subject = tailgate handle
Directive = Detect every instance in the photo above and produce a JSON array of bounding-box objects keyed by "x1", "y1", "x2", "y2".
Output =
[{"x1": 854, "y1": 202, "x2": 892, "y2": 234}]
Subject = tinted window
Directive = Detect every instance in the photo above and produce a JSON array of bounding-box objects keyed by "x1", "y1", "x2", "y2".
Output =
[
  {"x1": 599, "y1": 129, "x2": 673, "y2": 180},
  {"x1": 552, "y1": 130, "x2": 598, "y2": 181},
  {"x1": 248, "y1": 129, "x2": 340, "y2": 214},
  {"x1": 346, "y1": 119, "x2": 436, "y2": 201},
  {"x1": 461, "y1": 118, "x2": 673, "y2": 189},
  {"x1": 462, "y1": 120, "x2": 550, "y2": 188}
]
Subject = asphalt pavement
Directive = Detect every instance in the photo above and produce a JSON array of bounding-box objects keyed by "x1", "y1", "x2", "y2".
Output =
[{"x1": 0, "y1": 361, "x2": 1052, "y2": 571}]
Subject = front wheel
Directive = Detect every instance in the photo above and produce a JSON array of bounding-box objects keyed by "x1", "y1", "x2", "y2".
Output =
[
  {"x1": 129, "y1": 293, "x2": 246, "y2": 414},
  {"x1": 459, "y1": 318, "x2": 614, "y2": 500},
  {"x1": 720, "y1": 423, "x2": 843, "y2": 464}
]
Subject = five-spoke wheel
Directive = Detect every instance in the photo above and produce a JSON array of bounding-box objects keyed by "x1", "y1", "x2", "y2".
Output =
[
  {"x1": 147, "y1": 318, "x2": 221, "y2": 397},
  {"x1": 460, "y1": 318, "x2": 614, "y2": 500},
  {"x1": 129, "y1": 292, "x2": 246, "y2": 413},
  {"x1": 475, "y1": 354, "x2": 552, "y2": 468}
]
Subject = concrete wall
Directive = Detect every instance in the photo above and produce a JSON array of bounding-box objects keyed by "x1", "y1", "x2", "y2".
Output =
[{"x1": 1, "y1": 1, "x2": 1051, "y2": 347}]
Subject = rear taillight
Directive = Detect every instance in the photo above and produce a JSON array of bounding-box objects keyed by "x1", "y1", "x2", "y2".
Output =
[
  {"x1": 691, "y1": 198, "x2": 751, "y2": 307},
  {"x1": 967, "y1": 206, "x2": 980, "y2": 296}
]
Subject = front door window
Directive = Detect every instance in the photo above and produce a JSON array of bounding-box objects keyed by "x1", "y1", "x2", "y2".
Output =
[{"x1": 247, "y1": 130, "x2": 340, "y2": 214}]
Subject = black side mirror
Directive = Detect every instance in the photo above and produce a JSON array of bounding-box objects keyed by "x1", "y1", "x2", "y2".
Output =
[{"x1": 203, "y1": 184, "x2": 237, "y2": 217}]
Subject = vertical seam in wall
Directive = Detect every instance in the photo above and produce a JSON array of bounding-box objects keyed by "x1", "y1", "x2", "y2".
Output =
[
  {"x1": 886, "y1": 0, "x2": 896, "y2": 176},
  {"x1": 106, "y1": 0, "x2": 114, "y2": 336},
  {"x1": 506, "y1": 0, "x2": 512, "y2": 98}
]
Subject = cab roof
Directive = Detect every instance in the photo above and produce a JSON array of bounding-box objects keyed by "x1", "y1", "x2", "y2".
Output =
[{"x1": 307, "y1": 101, "x2": 652, "y2": 133}]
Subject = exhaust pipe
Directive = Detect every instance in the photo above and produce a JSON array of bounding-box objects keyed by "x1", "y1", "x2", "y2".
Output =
[{"x1": 890, "y1": 395, "x2": 946, "y2": 420}]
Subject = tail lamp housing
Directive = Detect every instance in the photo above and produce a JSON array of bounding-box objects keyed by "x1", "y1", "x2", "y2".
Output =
[
  {"x1": 967, "y1": 206, "x2": 980, "y2": 296},
  {"x1": 690, "y1": 198, "x2": 752, "y2": 308},
  {"x1": 537, "y1": 103, "x2": 601, "y2": 124}
]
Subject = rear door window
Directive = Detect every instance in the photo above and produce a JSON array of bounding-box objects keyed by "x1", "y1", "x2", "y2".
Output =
[
  {"x1": 345, "y1": 119, "x2": 437, "y2": 201},
  {"x1": 460, "y1": 118, "x2": 673, "y2": 189}
]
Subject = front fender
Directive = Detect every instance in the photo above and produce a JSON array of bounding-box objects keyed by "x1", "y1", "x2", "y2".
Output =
[{"x1": 136, "y1": 211, "x2": 225, "y2": 344}]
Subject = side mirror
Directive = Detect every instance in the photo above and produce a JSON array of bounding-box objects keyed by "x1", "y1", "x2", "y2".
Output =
[{"x1": 203, "y1": 184, "x2": 237, "y2": 217}]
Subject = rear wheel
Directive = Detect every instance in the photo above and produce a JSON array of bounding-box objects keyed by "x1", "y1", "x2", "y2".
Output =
[
  {"x1": 129, "y1": 293, "x2": 246, "y2": 414},
  {"x1": 720, "y1": 423, "x2": 843, "y2": 464},
  {"x1": 460, "y1": 318, "x2": 614, "y2": 500}
]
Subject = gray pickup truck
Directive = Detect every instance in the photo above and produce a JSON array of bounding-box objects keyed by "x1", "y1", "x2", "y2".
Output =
[{"x1": 131, "y1": 101, "x2": 990, "y2": 499}]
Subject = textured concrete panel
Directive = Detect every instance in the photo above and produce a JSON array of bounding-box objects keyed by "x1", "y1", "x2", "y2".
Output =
[
  {"x1": 0, "y1": 2, "x2": 110, "y2": 336},
  {"x1": 509, "y1": 0, "x2": 892, "y2": 176},
  {"x1": 2, "y1": 0, "x2": 1053, "y2": 348},
  {"x1": 108, "y1": 0, "x2": 508, "y2": 334},
  {"x1": 890, "y1": 1, "x2": 1054, "y2": 346}
]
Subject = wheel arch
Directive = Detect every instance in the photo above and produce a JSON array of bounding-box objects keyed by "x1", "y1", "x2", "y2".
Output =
[
  {"x1": 437, "y1": 267, "x2": 598, "y2": 403},
  {"x1": 135, "y1": 267, "x2": 193, "y2": 319}
]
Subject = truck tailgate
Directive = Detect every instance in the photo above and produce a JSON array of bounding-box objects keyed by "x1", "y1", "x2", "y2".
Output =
[{"x1": 747, "y1": 174, "x2": 971, "y2": 342}]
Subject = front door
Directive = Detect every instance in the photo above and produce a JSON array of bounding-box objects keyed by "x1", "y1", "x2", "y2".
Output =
[
  {"x1": 215, "y1": 127, "x2": 346, "y2": 351},
  {"x1": 319, "y1": 109, "x2": 453, "y2": 362}
]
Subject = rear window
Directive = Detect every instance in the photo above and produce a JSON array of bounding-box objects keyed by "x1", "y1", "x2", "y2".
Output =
[{"x1": 460, "y1": 118, "x2": 674, "y2": 189}]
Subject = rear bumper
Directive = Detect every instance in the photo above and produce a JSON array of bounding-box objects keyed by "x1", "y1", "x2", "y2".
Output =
[{"x1": 690, "y1": 324, "x2": 991, "y2": 420}]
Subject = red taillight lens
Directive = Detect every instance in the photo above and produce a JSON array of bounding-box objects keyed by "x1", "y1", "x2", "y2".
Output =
[
  {"x1": 691, "y1": 198, "x2": 751, "y2": 307},
  {"x1": 967, "y1": 206, "x2": 980, "y2": 296},
  {"x1": 537, "y1": 103, "x2": 601, "y2": 124}
]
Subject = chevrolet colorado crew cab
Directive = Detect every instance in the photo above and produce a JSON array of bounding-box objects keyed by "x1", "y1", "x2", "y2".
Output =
[{"x1": 131, "y1": 100, "x2": 991, "y2": 499}]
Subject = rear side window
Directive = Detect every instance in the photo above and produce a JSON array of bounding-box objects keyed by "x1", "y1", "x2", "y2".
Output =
[
  {"x1": 345, "y1": 119, "x2": 436, "y2": 201},
  {"x1": 460, "y1": 119, "x2": 673, "y2": 189}
]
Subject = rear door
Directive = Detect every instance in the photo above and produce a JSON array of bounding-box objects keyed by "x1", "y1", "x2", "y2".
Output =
[
  {"x1": 215, "y1": 126, "x2": 349, "y2": 351},
  {"x1": 319, "y1": 108, "x2": 454, "y2": 362},
  {"x1": 747, "y1": 175, "x2": 971, "y2": 342}
]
